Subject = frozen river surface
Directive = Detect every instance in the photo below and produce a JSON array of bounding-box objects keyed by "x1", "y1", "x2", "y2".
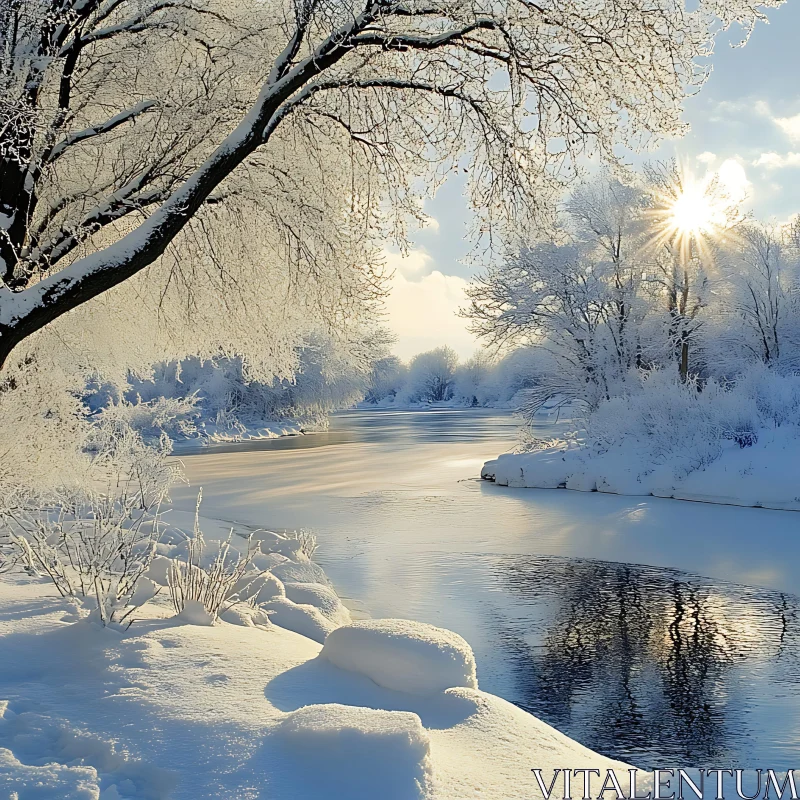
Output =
[{"x1": 171, "y1": 409, "x2": 800, "y2": 768}]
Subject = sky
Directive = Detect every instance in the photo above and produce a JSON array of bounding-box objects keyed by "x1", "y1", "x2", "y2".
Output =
[{"x1": 383, "y1": 2, "x2": 800, "y2": 362}]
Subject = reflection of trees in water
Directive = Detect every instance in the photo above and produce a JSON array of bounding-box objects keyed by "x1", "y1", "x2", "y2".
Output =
[{"x1": 494, "y1": 557, "x2": 800, "y2": 767}]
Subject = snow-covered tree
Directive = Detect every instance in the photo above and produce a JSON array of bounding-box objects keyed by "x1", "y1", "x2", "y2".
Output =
[
  {"x1": 0, "y1": 0, "x2": 782, "y2": 369},
  {"x1": 364, "y1": 354, "x2": 407, "y2": 404},
  {"x1": 466, "y1": 176, "x2": 650, "y2": 411},
  {"x1": 403, "y1": 346, "x2": 459, "y2": 403},
  {"x1": 723, "y1": 222, "x2": 800, "y2": 369},
  {"x1": 640, "y1": 160, "x2": 734, "y2": 381}
]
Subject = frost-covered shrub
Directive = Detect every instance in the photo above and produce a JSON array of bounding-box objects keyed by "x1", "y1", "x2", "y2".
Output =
[
  {"x1": 168, "y1": 496, "x2": 262, "y2": 623},
  {"x1": 363, "y1": 356, "x2": 407, "y2": 404},
  {"x1": 288, "y1": 530, "x2": 318, "y2": 560},
  {"x1": 1, "y1": 423, "x2": 178, "y2": 625},
  {"x1": 92, "y1": 332, "x2": 383, "y2": 440},
  {"x1": 93, "y1": 396, "x2": 199, "y2": 442},
  {"x1": 584, "y1": 366, "x2": 798, "y2": 478},
  {"x1": 734, "y1": 364, "x2": 800, "y2": 427},
  {"x1": 0, "y1": 359, "x2": 91, "y2": 501},
  {"x1": 589, "y1": 373, "x2": 724, "y2": 475}
]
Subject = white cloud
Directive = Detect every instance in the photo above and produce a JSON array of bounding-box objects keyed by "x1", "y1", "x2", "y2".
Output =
[
  {"x1": 774, "y1": 113, "x2": 800, "y2": 143},
  {"x1": 382, "y1": 248, "x2": 435, "y2": 280},
  {"x1": 753, "y1": 151, "x2": 800, "y2": 169},
  {"x1": 696, "y1": 151, "x2": 717, "y2": 165},
  {"x1": 716, "y1": 158, "x2": 751, "y2": 204},
  {"x1": 383, "y1": 253, "x2": 478, "y2": 361},
  {"x1": 710, "y1": 99, "x2": 770, "y2": 120}
]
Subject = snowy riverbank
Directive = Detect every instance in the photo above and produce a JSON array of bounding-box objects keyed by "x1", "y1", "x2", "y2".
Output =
[
  {"x1": 482, "y1": 426, "x2": 800, "y2": 511},
  {"x1": 0, "y1": 511, "x2": 637, "y2": 799},
  {"x1": 168, "y1": 417, "x2": 309, "y2": 451}
]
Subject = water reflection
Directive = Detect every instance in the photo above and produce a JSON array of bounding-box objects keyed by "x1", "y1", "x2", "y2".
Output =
[
  {"x1": 174, "y1": 409, "x2": 800, "y2": 767},
  {"x1": 494, "y1": 556, "x2": 800, "y2": 767}
]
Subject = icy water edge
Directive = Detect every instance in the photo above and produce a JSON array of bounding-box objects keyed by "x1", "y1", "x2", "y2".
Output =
[{"x1": 171, "y1": 409, "x2": 800, "y2": 769}]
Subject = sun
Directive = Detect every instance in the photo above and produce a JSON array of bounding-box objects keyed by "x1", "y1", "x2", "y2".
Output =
[
  {"x1": 647, "y1": 163, "x2": 740, "y2": 262},
  {"x1": 668, "y1": 179, "x2": 724, "y2": 238}
]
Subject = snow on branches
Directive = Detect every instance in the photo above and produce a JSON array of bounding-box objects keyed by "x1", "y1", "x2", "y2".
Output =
[{"x1": 0, "y1": 0, "x2": 784, "y2": 368}]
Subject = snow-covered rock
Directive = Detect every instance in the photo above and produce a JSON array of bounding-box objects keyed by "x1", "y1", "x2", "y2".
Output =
[
  {"x1": 262, "y1": 597, "x2": 337, "y2": 643},
  {"x1": 284, "y1": 582, "x2": 351, "y2": 626},
  {"x1": 321, "y1": 619, "x2": 478, "y2": 696},
  {"x1": 271, "y1": 703, "x2": 433, "y2": 800}
]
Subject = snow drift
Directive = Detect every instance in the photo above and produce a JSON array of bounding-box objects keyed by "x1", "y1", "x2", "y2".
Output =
[
  {"x1": 0, "y1": 511, "x2": 640, "y2": 799},
  {"x1": 321, "y1": 619, "x2": 478, "y2": 696},
  {"x1": 271, "y1": 704, "x2": 433, "y2": 800}
]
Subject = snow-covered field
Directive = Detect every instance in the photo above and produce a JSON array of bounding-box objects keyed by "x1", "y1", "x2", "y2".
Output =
[
  {"x1": 482, "y1": 427, "x2": 800, "y2": 511},
  {"x1": 0, "y1": 511, "x2": 637, "y2": 800}
]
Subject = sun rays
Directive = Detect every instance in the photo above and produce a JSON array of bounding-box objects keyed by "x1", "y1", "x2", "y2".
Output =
[{"x1": 646, "y1": 161, "x2": 745, "y2": 263}]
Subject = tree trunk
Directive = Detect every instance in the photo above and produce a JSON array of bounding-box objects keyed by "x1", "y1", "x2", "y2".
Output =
[{"x1": 679, "y1": 340, "x2": 689, "y2": 383}]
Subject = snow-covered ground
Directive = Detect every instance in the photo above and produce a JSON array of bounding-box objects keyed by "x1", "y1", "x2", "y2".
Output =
[
  {"x1": 0, "y1": 511, "x2": 638, "y2": 800},
  {"x1": 482, "y1": 425, "x2": 800, "y2": 511}
]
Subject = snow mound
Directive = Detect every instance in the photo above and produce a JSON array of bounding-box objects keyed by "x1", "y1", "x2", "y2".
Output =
[
  {"x1": 175, "y1": 599, "x2": 215, "y2": 626},
  {"x1": 272, "y1": 703, "x2": 433, "y2": 800},
  {"x1": 0, "y1": 747, "x2": 100, "y2": 799},
  {"x1": 270, "y1": 558, "x2": 329, "y2": 586},
  {"x1": 254, "y1": 572, "x2": 285, "y2": 602},
  {"x1": 257, "y1": 531, "x2": 304, "y2": 559},
  {"x1": 321, "y1": 619, "x2": 478, "y2": 696},
  {"x1": 143, "y1": 555, "x2": 172, "y2": 587},
  {"x1": 219, "y1": 604, "x2": 272, "y2": 628},
  {"x1": 284, "y1": 582, "x2": 351, "y2": 625},
  {"x1": 228, "y1": 570, "x2": 285, "y2": 602},
  {"x1": 262, "y1": 597, "x2": 336, "y2": 643}
]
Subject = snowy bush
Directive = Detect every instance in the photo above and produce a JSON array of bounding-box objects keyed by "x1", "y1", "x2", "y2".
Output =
[
  {"x1": 87, "y1": 331, "x2": 388, "y2": 443},
  {"x1": 582, "y1": 366, "x2": 799, "y2": 478},
  {"x1": 93, "y1": 396, "x2": 200, "y2": 443},
  {"x1": 1, "y1": 424, "x2": 178, "y2": 626},
  {"x1": 363, "y1": 356, "x2": 407, "y2": 404},
  {"x1": 286, "y1": 530, "x2": 318, "y2": 560},
  {"x1": 167, "y1": 496, "x2": 263, "y2": 623}
]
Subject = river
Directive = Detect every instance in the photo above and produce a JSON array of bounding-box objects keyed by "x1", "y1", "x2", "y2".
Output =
[{"x1": 170, "y1": 408, "x2": 800, "y2": 769}]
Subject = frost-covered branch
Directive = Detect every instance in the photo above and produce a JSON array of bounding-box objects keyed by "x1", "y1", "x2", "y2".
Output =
[{"x1": 0, "y1": 0, "x2": 785, "y2": 370}]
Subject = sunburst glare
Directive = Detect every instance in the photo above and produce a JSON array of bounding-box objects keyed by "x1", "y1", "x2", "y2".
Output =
[{"x1": 647, "y1": 161, "x2": 743, "y2": 263}]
